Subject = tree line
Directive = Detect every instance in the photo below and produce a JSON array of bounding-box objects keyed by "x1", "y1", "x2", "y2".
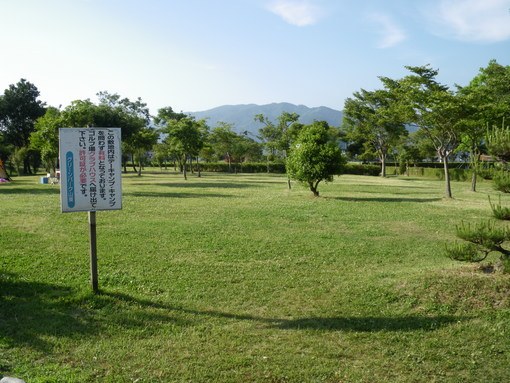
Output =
[{"x1": 0, "y1": 60, "x2": 509, "y2": 198}]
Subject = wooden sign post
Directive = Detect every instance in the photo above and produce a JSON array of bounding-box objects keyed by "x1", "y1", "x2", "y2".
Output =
[{"x1": 59, "y1": 128, "x2": 122, "y2": 293}]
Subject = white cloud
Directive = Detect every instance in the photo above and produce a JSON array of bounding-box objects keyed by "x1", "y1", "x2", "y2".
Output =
[
  {"x1": 368, "y1": 13, "x2": 407, "y2": 49},
  {"x1": 433, "y1": 0, "x2": 510, "y2": 42},
  {"x1": 268, "y1": 0, "x2": 324, "y2": 27}
]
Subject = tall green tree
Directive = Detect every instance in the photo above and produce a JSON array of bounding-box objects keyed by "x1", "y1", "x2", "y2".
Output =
[
  {"x1": 457, "y1": 60, "x2": 510, "y2": 191},
  {"x1": 396, "y1": 65, "x2": 467, "y2": 198},
  {"x1": 130, "y1": 127, "x2": 159, "y2": 176},
  {"x1": 0, "y1": 79, "x2": 46, "y2": 174},
  {"x1": 466, "y1": 60, "x2": 510, "y2": 127},
  {"x1": 343, "y1": 86, "x2": 407, "y2": 177},
  {"x1": 30, "y1": 107, "x2": 62, "y2": 173},
  {"x1": 209, "y1": 122, "x2": 238, "y2": 172},
  {"x1": 60, "y1": 92, "x2": 152, "y2": 173},
  {"x1": 163, "y1": 116, "x2": 208, "y2": 180},
  {"x1": 255, "y1": 112, "x2": 302, "y2": 187},
  {"x1": 286, "y1": 121, "x2": 345, "y2": 197},
  {"x1": 154, "y1": 106, "x2": 187, "y2": 126}
]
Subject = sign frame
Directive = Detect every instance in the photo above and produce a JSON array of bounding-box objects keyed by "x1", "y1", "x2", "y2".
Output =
[{"x1": 59, "y1": 127, "x2": 122, "y2": 213}]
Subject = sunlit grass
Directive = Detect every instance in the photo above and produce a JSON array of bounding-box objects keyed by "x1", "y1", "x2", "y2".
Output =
[{"x1": 1, "y1": 170, "x2": 509, "y2": 382}]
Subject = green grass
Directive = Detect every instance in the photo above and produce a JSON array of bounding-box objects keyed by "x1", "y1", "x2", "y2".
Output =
[{"x1": 1, "y1": 171, "x2": 509, "y2": 382}]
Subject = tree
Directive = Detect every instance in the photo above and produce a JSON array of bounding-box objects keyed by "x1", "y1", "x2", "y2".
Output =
[
  {"x1": 209, "y1": 122, "x2": 238, "y2": 172},
  {"x1": 343, "y1": 86, "x2": 407, "y2": 177},
  {"x1": 230, "y1": 132, "x2": 263, "y2": 172},
  {"x1": 446, "y1": 221, "x2": 510, "y2": 273},
  {"x1": 60, "y1": 92, "x2": 152, "y2": 173},
  {"x1": 465, "y1": 60, "x2": 510, "y2": 127},
  {"x1": 129, "y1": 127, "x2": 159, "y2": 176},
  {"x1": 286, "y1": 121, "x2": 346, "y2": 197},
  {"x1": 163, "y1": 116, "x2": 207, "y2": 180},
  {"x1": 154, "y1": 106, "x2": 187, "y2": 125},
  {"x1": 486, "y1": 122, "x2": 510, "y2": 193},
  {"x1": 395, "y1": 135, "x2": 422, "y2": 176},
  {"x1": 255, "y1": 114, "x2": 279, "y2": 157},
  {"x1": 456, "y1": 60, "x2": 510, "y2": 192},
  {"x1": 397, "y1": 65, "x2": 467, "y2": 198},
  {"x1": 0, "y1": 79, "x2": 46, "y2": 174},
  {"x1": 30, "y1": 107, "x2": 62, "y2": 173},
  {"x1": 255, "y1": 112, "x2": 302, "y2": 187}
]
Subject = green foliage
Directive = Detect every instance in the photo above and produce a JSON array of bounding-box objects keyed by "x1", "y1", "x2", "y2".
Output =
[
  {"x1": 9, "y1": 147, "x2": 28, "y2": 176},
  {"x1": 30, "y1": 107, "x2": 62, "y2": 171},
  {"x1": 393, "y1": 65, "x2": 469, "y2": 198},
  {"x1": 255, "y1": 111, "x2": 303, "y2": 163},
  {"x1": 286, "y1": 121, "x2": 345, "y2": 196},
  {"x1": 344, "y1": 163, "x2": 381, "y2": 176},
  {"x1": 446, "y1": 241, "x2": 481, "y2": 262},
  {"x1": 454, "y1": 220, "x2": 509, "y2": 248},
  {"x1": 477, "y1": 166, "x2": 496, "y2": 180},
  {"x1": 489, "y1": 195, "x2": 510, "y2": 220},
  {"x1": 465, "y1": 60, "x2": 510, "y2": 128},
  {"x1": 0, "y1": 78, "x2": 46, "y2": 150},
  {"x1": 446, "y1": 220, "x2": 510, "y2": 272},
  {"x1": 343, "y1": 86, "x2": 407, "y2": 176},
  {"x1": 487, "y1": 123, "x2": 510, "y2": 163},
  {"x1": 492, "y1": 171, "x2": 510, "y2": 193}
]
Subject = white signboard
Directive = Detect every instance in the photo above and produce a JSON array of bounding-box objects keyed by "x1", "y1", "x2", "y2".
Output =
[{"x1": 59, "y1": 128, "x2": 122, "y2": 213}]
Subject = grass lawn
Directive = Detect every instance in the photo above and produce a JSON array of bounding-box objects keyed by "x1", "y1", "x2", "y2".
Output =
[{"x1": 1, "y1": 170, "x2": 509, "y2": 382}]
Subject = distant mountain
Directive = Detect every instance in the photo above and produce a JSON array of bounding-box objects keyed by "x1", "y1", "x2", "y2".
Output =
[{"x1": 189, "y1": 103, "x2": 343, "y2": 137}]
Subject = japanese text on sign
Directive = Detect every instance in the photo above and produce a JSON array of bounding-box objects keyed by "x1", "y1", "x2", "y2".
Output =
[{"x1": 59, "y1": 128, "x2": 122, "y2": 213}]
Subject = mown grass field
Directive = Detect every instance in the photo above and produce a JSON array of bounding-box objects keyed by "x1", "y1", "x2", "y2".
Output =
[{"x1": 1, "y1": 170, "x2": 509, "y2": 382}]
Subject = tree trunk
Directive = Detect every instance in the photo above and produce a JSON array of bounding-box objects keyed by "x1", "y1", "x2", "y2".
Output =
[
  {"x1": 443, "y1": 155, "x2": 452, "y2": 199},
  {"x1": 471, "y1": 170, "x2": 477, "y2": 192},
  {"x1": 137, "y1": 157, "x2": 142, "y2": 176},
  {"x1": 380, "y1": 153, "x2": 387, "y2": 177},
  {"x1": 287, "y1": 177, "x2": 292, "y2": 190},
  {"x1": 309, "y1": 181, "x2": 320, "y2": 197},
  {"x1": 470, "y1": 151, "x2": 479, "y2": 192},
  {"x1": 23, "y1": 158, "x2": 31, "y2": 175},
  {"x1": 183, "y1": 160, "x2": 187, "y2": 180},
  {"x1": 196, "y1": 156, "x2": 201, "y2": 178}
]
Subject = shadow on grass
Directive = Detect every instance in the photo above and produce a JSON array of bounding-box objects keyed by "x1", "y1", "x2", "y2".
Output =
[
  {"x1": 104, "y1": 291, "x2": 463, "y2": 333},
  {"x1": 331, "y1": 196, "x2": 442, "y2": 203},
  {"x1": 0, "y1": 273, "x2": 92, "y2": 352},
  {"x1": 130, "y1": 182, "x2": 259, "y2": 189},
  {"x1": 0, "y1": 274, "x2": 465, "y2": 357},
  {"x1": 0, "y1": 274, "x2": 189, "y2": 353},
  {"x1": 125, "y1": 191, "x2": 236, "y2": 199},
  {"x1": 269, "y1": 316, "x2": 459, "y2": 331}
]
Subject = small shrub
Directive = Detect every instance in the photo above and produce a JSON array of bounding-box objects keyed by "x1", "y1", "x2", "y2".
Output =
[
  {"x1": 489, "y1": 195, "x2": 510, "y2": 220},
  {"x1": 446, "y1": 241, "x2": 481, "y2": 262},
  {"x1": 478, "y1": 167, "x2": 495, "y2": 180},
  {"x1": 446, "y1": 220, "x2": 510, "y2": 273},
  {"x1": 493, "y1": 171, "x2": 510, "y2": 193},
  {"x1": 344, "y1": 163, "x2": 380, "y2": 176}
]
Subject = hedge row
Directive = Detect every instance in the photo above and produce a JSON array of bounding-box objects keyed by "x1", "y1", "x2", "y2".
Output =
[
  {"x1": 386, "y1": 166, "x2": 473, "y2": 181},
  {"x1": 153, "y1": 161, "x2": 382, "y2": 176},
  {"x1": 385, "y1": 162, "x2": 471, "y2": 169}
]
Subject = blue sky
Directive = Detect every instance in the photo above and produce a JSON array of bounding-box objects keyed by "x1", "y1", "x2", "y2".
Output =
[{"x1": 1, "y1": 0, "x2": 509, "y2": 114}]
